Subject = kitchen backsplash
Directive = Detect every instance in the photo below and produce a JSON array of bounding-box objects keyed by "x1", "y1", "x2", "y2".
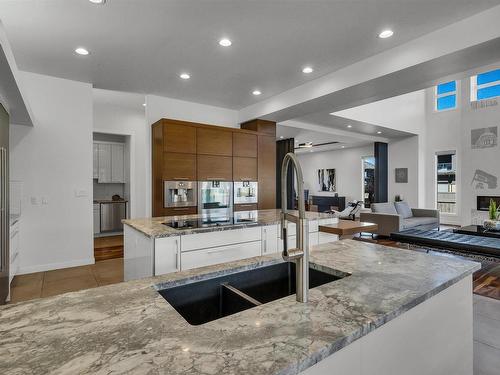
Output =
[{"x1": 93, "y1": 181, "x2": 125, "y2": 200}]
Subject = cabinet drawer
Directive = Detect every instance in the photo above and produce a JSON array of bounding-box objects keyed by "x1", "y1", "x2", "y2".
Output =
[
  {"x1": 163, "y1": 152, "x2": 196, "y2": 180},
  {"x1": 164, "y1": 123, "x2": 196, "y2": 154},
  {"x1": 197, "y1": 128, "x2": 233, "y2": 156},
  {"x1": 233, "y1": 133, "x2": 257, "y2": 157},
  {"x1": 181, "y1": 227, "x2": 261, "y2": 252},
  {"x1": 279, "y1": 221, "x2": 318, "y2": 236},
  {"x1": 262, "y1": 225, "x2": 279, "y2": 254},
  {"x1": 278, "y1": 233, "x2": 318, "y2": 251},
  {"x1": 197, "y1": 155, "x2": 232, "y2": 181},
  {"x1": 182, "y1": 241, "x2": 261, "y2": 271},
  {"x1": 234, "y1": 203, "x2": 258, "y2": 212},
  {"x1": 154, "y1": 236, "x2": 180, "y2": 276},
  {"x1": 233, "y1": 157, "x2": 257, "y2": 181},
  {"x1": 165, "y1": 207, "x2": 197, "y2": 216}
]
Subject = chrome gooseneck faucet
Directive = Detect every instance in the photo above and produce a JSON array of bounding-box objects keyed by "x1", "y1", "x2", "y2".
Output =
[{"x1": 280, "y1": 152, "x2": 309, "y2": 303}]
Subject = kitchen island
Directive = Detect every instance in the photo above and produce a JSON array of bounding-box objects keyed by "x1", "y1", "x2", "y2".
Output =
[
  {"x1": 0, "y1": 239, "x2": 479, "y2": 374},
  {"x1": 122, "y1": 209, "x2": 339, "y2": 280}
]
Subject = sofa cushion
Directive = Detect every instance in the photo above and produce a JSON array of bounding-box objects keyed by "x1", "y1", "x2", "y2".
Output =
[
  {"x1": 395, "y1": 201, "x2": 413, "y2": 219},
  {"x1": 401, "y1": 217, "x2": 439, "y2": 230},
  {"x1": 371, "y1": 202, "x2": 398, "y2": 215}
]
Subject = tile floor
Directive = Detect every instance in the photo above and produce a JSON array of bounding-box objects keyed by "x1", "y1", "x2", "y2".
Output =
[{"x1": 9, "y1": 258, "x2": 123, "y2": 304}]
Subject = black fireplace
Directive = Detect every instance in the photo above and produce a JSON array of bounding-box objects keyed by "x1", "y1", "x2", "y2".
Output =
[{"x1": 477, "y1": 196, "x2": 500, "y2": 211}]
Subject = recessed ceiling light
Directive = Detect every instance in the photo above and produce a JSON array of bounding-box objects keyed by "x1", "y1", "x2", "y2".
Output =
[
  {"x1": 341, "y1": 145, "x2": 345, "y2": 148},
  {"x1": 279, "y1": 136, "x2": 284, "y2": 139},
  {"x1": 347, "y1": 125, "x2": 353, "y2": 128},
  {"x1": 302, "y1": 66, "x2": 314, "y2": 74},
  {"x1": 309, "y1": 150, "x2": 313, "y2": 153},
  {"x1": 377, "y1": 131, "x2": 382, "y2": 134},
  {"x1": 252, "y1": 90, "x2": 261, "y2": 96},
  {"x1": 219, "y1": 38, "x2": 232, "y2": 47},
  {"x1": 142, "y1": 103, "x2": 146, "y2": 107},
  {"x1": 378, "y1": 29, "x2": 394, "y2": 39},
  {"x1": 89, "y1": 0, "x2": 106, "y2": 4},
  {"x1": 75, "y1": 47, "x2": 90, "y2": 56},
  {"x1": 179, "y1": 73, "x2": 190, "y2": 80}
]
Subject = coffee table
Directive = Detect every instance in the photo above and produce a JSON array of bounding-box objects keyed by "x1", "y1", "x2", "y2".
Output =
[
  {"x1": 454, "y1": 225, "x2": 500, "y2": 239},
  {"x1": 319, "y1": 221, "x2": 378, "y2": 240}
]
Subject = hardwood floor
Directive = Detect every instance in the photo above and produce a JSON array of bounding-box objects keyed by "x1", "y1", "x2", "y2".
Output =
[
  {"x1": 9, "y1": 258, "x2": 124, "y2": 304},
  {"x1": 94, "y1": 235, "x2": 123, "y2": 261}
]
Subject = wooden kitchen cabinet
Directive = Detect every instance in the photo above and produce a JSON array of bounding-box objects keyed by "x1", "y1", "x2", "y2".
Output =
[
  {"x1": 164, "y1": 207, "x2": 197, "y2": 216},
  {"x1": 233, "y1": 157, "x2": 257, "y2": 181},
  {"x1": 234, "y1": 203, "x2": 258, "y2": 212},
  {"x1": 257, "y1": 135, "x2": 276, "y2": 209},
  {"x1": 233, "y1": 133, "x2": 257, "y2": 158},
  {"x1": 163, "y1": 152, "x2": 196, "y2": 180},
  {"x1": 197, "y1": 128, "x2": 232, "y2": 156},
  {"x1": 163, "y1": 123, "x2": 196, "y2": 154},
  {"x1": 197, "y1": 155, "x2": 232, "y2": 181}
]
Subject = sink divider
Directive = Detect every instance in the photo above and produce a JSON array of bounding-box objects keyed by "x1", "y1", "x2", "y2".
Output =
[{"x1": 220, "y1": 282, "x2": 262, "y2": 307}]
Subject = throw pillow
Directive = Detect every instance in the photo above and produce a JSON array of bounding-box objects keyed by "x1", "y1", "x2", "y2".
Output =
[{"x1": 395, "y1": 201, "x2": 413, "y2": 219}]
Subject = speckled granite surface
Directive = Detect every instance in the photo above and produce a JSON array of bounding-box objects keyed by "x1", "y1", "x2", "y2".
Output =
[
  {"x1": 123, "y1": 209, "x2": 334, "y2": 238},
  {"x1": 0, "y1": 240, "x2": 479, "y2": 375}
]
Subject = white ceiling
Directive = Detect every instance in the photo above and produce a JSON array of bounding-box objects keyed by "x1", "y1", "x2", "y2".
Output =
[{"x1": 0, "y1": 0, "x2": 498, "y2": 110}]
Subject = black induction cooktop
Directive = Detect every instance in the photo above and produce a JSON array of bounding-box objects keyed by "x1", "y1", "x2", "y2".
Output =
[{"x1": 163, "y1": 216, "x2": 257, "y2": 230}]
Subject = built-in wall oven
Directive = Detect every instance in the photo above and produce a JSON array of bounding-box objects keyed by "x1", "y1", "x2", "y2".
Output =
[
  {"x1": 164, "y1": 181, "x2": 197, "y2": 208},
  {"x1": 233, "y1": 181, "x2": 258, "y2": 205},
  {"x1": 198, "y1": 181, "x2": 233, "y2": 218}
]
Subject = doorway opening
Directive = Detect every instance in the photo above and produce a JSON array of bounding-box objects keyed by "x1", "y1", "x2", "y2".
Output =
[
  {"x1": 362, "y1": 156, "x2": 375, "y2": 208},
  {"x1": 93, "y1": 132, "x2": 131, "y2": 262}
]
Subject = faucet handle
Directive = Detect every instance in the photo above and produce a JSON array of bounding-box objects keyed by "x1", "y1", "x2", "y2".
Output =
[{"x1": 282, "y1": 247, "x2": 304, "y2": 261}]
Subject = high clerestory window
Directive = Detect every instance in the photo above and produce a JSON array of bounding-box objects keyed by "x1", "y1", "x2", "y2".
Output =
[
  {"x1": 471, "y1": 68, "x2": 500, "y2": 101},
  {"x1": 435, "y1": 81, "x2": 457, "y2": 111}
]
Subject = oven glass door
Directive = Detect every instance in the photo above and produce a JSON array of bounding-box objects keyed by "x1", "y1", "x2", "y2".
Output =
[{"x1": 198, "y1": 181, "x2": 233, "y2": 216}]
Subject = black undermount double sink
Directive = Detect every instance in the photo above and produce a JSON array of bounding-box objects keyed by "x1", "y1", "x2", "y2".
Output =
[{"x1": 157, "y1": 262, "x2": 347, "y2": 325}]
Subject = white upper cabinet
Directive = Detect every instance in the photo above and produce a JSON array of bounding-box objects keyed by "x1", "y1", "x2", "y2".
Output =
[
  {"x1": 93, "y1": 143, "x2": 99, "y2": 179},
  {"x1": 96, "y1": 142, "x2": 125, "y2": 183},
  {"x1": 111, "y1": 143, "x2": 125, "y2": 183}
]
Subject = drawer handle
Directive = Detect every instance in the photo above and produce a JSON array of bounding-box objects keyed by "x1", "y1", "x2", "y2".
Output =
[
  {"x1": 206, "y1": 178, "x2": 225, "y2": 181},
  {"x1": 173, "y1": 177, "x2": 189, "y2": 180},
  {"x1": 173, "y1": 208, "x2": 190, "y2": 211},
  {"x1": 206, "y1": 247, "x2": 237, "y2": 255}
]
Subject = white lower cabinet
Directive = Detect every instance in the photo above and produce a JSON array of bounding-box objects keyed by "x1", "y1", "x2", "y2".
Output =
[
  {"x1": 93, "y1": 204, "x2": 100, "y2": 234},
  {"x1": 262, "y1": 225, "x2": 279, "y2": 254},
  {"x1": 154, "y1": 236, "x2": 180, "y2": 276},
  {"x1": 9, "y1": 220, "x2": 20, "y2": 285},
  {"x1": 181, "y1": 241, "x2": 261, "y2": 271}
]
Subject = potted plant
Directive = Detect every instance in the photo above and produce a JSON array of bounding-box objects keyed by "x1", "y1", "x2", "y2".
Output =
[{"x1": 484, "y1": 199, "x2": 500, "y2": 231}]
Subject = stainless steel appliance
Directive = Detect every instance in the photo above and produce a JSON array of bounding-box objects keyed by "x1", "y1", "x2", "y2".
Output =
[
  {"x1": 233, "y1": 181, "x2": 258, "y2": 205},
  {"x1": 0, "y1": 104, "x2": 9, "y2": 304},
  {"x1": 100, "y1": 201, "x2": 127, "y2": 232},
  {"x1": 164, "y1": 181, "x2": 197, "y2": 208},
  {"x1": 198, "y1": 181, "x2": 233, "y2": 217}
]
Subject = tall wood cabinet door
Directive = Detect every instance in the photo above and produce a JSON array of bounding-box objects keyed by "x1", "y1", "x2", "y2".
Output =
[
  {"x1": 258, "y1": 135, "x2": 276, "y2": 209},
  {"x1": 111, "y1": 143, "x2": 125, "y2": 183},
  {"x1": 197, "y1": 128, "x2": 233, "y2": 156},
  {"x1": 93, "y1": 143, "x2": 99, "y2": 179},
  {"x1": 233, "y1": 133, "x2": 257, "y2": 157},
  {"x1": 197, "y1": 155, "x2": 232, "y2": 181},
  {"x1": 163, "y1": 123, "x2": 196, "y2": 154},
  {"x1": 98, "y1": 143, "x2": 111, "y2": 183},
  {"x1": 163, "y1": 153, "x2": 196, "y2": 181},
  {"x1": 233, "y1": 157, "x2": 257, "y2": 181}
]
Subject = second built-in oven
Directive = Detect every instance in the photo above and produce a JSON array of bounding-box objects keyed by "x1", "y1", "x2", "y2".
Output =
[{"x1": 198, "y1": 181, "x2": 233, "y2": 217}]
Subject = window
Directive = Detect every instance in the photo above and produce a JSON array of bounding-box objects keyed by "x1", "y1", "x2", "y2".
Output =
[
  {"x1": 362, "y1": 156, "x2": 375, "y2": 208},
  {"x1": 435, "y1": 81, "x2": 457, "y2": 111},
  {"x1": 471, "y1": 68, "x2": 500, "y2": 101},
  {"x1": 436, "y1": 152, "x2": 457, "y2": 214}
]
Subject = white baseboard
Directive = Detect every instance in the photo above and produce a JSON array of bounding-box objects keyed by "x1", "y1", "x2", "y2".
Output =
[{"x1": 17, "y1": 258, "x2": 95, "y2": 275}]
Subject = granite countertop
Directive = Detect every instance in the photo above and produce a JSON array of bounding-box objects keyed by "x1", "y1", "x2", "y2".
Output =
[
  {"x1": 0, "y1": 240, "x2": 479, "y2": 375},
  {"x1": 122, "y1": 209, "x2": 334, "y2": 238}
]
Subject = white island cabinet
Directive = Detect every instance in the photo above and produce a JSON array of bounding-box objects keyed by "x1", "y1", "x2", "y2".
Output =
[{"x1": 124, "y1": 217, "x2": 339, "y2": 281}]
